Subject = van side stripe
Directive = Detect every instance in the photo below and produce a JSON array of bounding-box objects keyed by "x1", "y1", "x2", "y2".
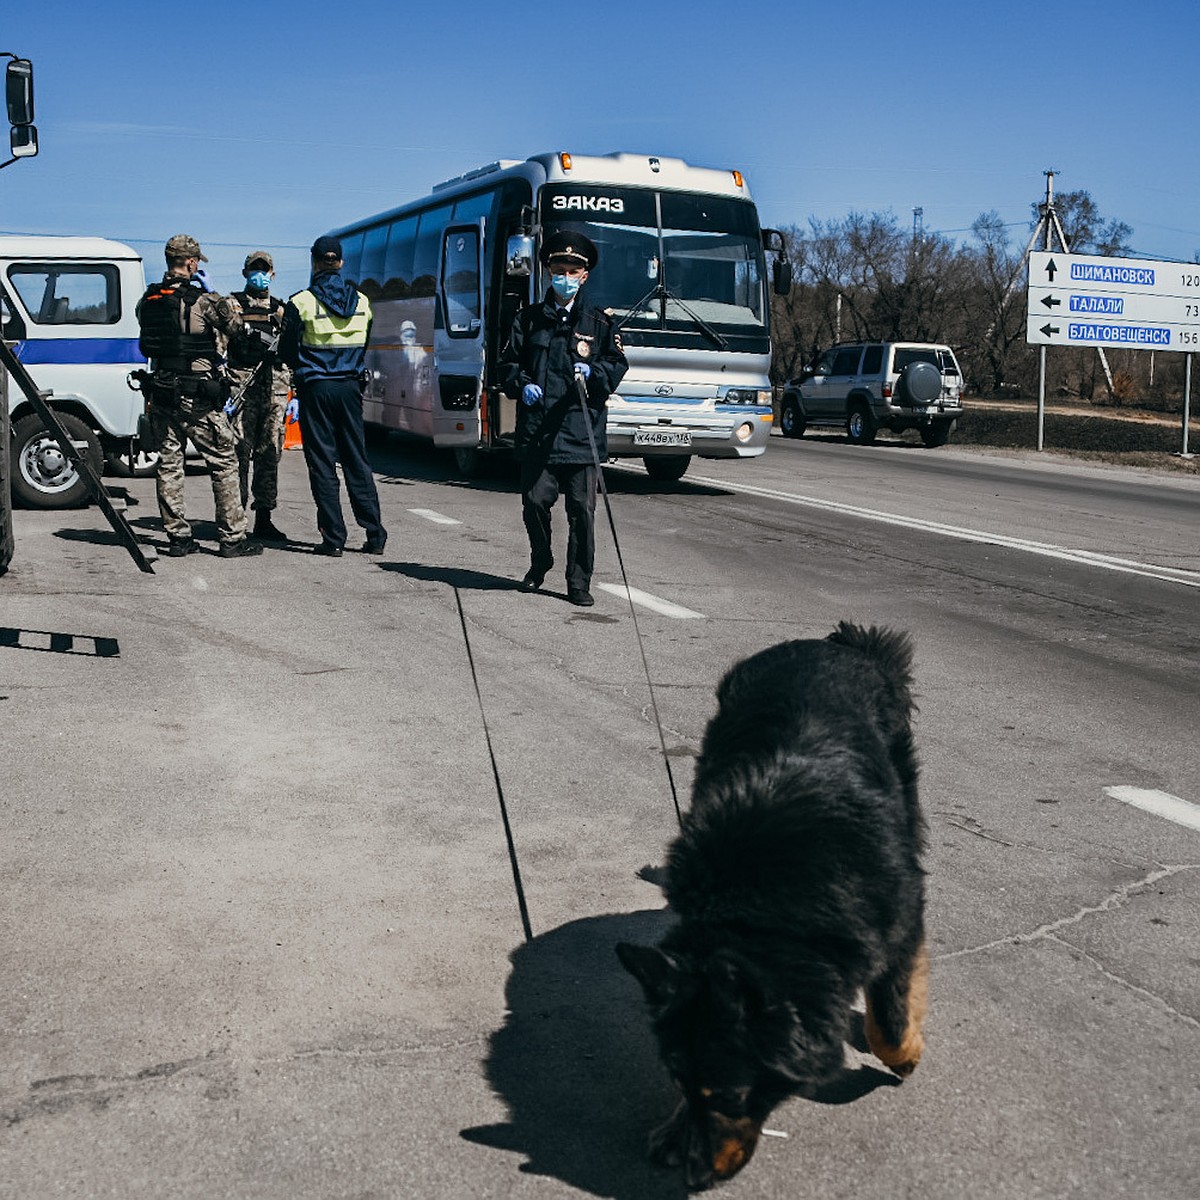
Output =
[{"x1": 14, "y1": 338, "x2": 146, "y2": 365}]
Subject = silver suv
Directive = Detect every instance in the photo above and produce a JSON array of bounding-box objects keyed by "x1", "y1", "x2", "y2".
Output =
[{"x1": 779, "y1": 341, "x2": 964, "y2": 447}]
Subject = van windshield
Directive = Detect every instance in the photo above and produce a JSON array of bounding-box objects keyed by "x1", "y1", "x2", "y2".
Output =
[{"x1": 540, "y1": 185, "x2": 768, "y2": 352}]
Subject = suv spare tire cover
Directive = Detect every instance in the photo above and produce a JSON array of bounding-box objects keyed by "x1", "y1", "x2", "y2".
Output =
[{"x1": 899, "y1": 361, "x2": 942, "y2": 404}]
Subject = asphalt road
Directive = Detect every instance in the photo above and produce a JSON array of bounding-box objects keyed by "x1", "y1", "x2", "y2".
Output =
[{"x1": 1, "y1": 431, "x2": 1197, "y2": 1199}]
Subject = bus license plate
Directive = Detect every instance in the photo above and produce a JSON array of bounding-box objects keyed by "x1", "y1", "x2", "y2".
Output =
[{"x1": 634, "y1": 429, "x2": 692, "y2": 447}]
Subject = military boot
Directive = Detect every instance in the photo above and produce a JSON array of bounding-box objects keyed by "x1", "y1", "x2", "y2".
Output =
[{"x1": 253, "y1": 509, "x2": 288, "y2": 542}]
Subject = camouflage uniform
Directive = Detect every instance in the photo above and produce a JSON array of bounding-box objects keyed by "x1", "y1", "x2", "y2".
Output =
[
  {"x1": 137, "y1": 247, "x2": 252, "y2": 549},
  {"x1": 226, "y1": 290, "x2": 292, "y2": 512}
]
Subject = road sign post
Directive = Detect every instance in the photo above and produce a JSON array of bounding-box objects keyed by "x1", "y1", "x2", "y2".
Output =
[{"x1": 1026, "y1": 251, "x2": 1200, "y2": 454}]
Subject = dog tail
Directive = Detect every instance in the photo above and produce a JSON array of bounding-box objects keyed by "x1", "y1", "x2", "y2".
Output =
[{"x1": 827, "y1": 622, "x2": 915, "y2": 693}]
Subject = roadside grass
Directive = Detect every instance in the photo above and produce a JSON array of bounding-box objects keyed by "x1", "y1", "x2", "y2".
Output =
[{"x1": 949, "y1": 399, "x2": 1199, "y2": 473}]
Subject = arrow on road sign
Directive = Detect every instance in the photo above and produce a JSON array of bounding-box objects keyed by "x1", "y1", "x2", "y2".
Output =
[
  {"x1": 1045, "y1": 258, "x2": 1057, "y2": 281},
  {"x1": 1040, "y1": 295, "x2": 1061, "y2": 309},
  {"x1": 1040, "y1": 324, "x2": 1060, "y2": 337}
]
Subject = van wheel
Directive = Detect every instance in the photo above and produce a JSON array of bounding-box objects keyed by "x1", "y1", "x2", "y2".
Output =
[
  {"x1": 845, "y1": 403, "x2": 877, "y2": 445},
  {"x1": 363, "y1": 422, "x2": 390, "y2": 447},
  {"x1": 452, "y1": 446, "x2": 486, "y2": 478},
  {"x1": 920, "y1": 420, "x2": 954, "y2": 448},
  {"x1": 11, "y1": 412, "x2": 102, "y2": 509},
  {"x1": 643, "y1": 455, "x2": 690, "y2": 482},
  {"x1": 780, "y1": 397, "x2": 806, "y2": 439}
]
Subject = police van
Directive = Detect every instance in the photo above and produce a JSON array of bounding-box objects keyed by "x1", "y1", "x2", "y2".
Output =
[{"x1": 2, "y1": 235, "x2": 151, "y2": 508}]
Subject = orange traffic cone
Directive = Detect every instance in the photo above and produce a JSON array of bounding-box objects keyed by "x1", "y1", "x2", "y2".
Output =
[{"x1": 283, "y1": 394, "x2": 302, "y2": 450}]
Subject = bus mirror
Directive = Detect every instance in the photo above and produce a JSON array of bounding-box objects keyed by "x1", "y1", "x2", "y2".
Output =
[
  {"x1": 506, "y1": 234, "x2": 534, "y2": 277},
  {"x1": 10, "y1": 124, "x2": 37, "y2": 159},
  {"x1": 773, "y1": 259, "x2": 793, "y2": 296},
  {"x1": 6, "y1": 58, "x2": 34, "y2": 127}
]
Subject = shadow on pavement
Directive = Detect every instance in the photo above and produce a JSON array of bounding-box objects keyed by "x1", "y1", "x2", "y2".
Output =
[
  {"x1": 461, "y1": 908, "x2": 686, "y2": 1200},
  {"x1": 381, "y1": 562, "x2": 520, "y2": 591},
  {"x1": 461, "y1": 908, "x2": 903, "y2": 1197}
]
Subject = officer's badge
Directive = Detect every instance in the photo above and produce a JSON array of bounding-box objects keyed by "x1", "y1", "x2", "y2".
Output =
[{"x1": 575, "y1": 335, "x2": 592, "y2": 359}]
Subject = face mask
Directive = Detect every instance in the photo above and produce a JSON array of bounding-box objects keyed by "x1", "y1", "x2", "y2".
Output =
[
  {"x1": 551, "y1": 273, "x2": 582, "y2": 301},
  {"x1": 246, "y1": 271, "x2": 271, "y2": 292}
]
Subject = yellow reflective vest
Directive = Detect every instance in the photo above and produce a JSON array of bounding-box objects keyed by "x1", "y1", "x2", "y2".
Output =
[{"x1": 286, "y1": 283, "x2": 373, "y2": 383}]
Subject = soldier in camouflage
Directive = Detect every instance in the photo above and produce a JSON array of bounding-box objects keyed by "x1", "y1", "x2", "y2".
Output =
[
  {"x1": 136, "y1": 234, "x2": 263, "y2": 558},
  {"x1": 225, "y1": 250, "x2": 293, "y2": 541}
]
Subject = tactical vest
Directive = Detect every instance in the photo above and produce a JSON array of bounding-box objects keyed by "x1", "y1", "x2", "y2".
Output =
[
  {"x1": 137, "y1": 278, "x2": 218, "y2": 370},
  {"x1": 229, "y1": 291, "x2": 284, "y2": 368}
]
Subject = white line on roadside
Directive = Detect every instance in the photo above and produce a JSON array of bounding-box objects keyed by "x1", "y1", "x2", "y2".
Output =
[
  {"x1": 1104, "y1": 786, "x2": 1200, "y2": 833},
  {"x1": 596, "y1": 583, "x2": 706, "y2": 619},
  {"x1": 616, "y1": 466, "x2": 1200, "y2": 590},
  {"x1": 407, "y1": 508, "x2": 461, "y2": 526}
]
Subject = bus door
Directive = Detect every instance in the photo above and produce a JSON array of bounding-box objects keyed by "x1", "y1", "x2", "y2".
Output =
[{"x1": 432, "y1": 221, "x2": 486, "y2": 453}]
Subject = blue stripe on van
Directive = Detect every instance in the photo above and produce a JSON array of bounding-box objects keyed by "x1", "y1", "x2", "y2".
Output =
[{"x1": 14, "y1": 338, "x2": 146, "y2": 365}]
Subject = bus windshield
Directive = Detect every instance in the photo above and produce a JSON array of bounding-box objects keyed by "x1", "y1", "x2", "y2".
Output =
[{"x1": 539, "y1": 185, "x2": 767, "y2": 351}]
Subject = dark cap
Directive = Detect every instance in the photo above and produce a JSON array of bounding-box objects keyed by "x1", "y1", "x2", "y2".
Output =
[
  {"x1": 243, "y1": 250, "x2": 274, "y2": 271},
  {"x1": 310, "y1": 235, "x2": 343, "y2": 260},
  {"x1": 165, "y1": 234, "x2": 208, "y2": 262},
  {"x1": 540, "y1": 229, "x2": 598, "y2": 270}
]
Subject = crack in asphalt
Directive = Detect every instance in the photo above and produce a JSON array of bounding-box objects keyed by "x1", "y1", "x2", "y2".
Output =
[
  {"x1": 1043, "y1": 932, "x2": 1200, "y2": 1030},
  {"x1": 937, "y1": 864, "x2": 1199, "y2": 967}
]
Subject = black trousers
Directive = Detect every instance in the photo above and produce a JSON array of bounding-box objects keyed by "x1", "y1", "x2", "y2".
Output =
[
  {"x1": 296, "y1": 377, "x2": 385, "y2": 549},
  {"x1": 520, "y1": 461, "x2": 597, "y2": 591}
]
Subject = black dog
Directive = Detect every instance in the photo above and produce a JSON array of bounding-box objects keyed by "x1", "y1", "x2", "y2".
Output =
[{"x1": 617, "y1": 622, "x2": 927, "y2": 1190}]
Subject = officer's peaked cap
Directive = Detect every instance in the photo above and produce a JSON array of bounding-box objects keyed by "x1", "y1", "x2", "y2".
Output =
[{"x1": 540, "y1": 229, "x2": 598, "y2": 269}]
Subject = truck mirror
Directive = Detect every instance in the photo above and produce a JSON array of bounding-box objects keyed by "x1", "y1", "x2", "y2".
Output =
[
  {"x1": 773, "y1": 259, "x2": 793, "y2": 295},
  {"x1": 505, "y1": 234, "x2": 534, "y2": 277},
  {"x1": 10, "y1": 124, "x2": 37, "y2": 159},
  {"x1": 6, "y1": 58, "x2": 34, "y2": 127}
]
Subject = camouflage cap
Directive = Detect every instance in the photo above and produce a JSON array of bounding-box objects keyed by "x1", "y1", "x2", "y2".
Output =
[
  {"x1": 164, "y1": 234, "x2": 208, "y2": 262},
  {"x1": 243, "y1": 249, "x2": 274, "y2": 271}
]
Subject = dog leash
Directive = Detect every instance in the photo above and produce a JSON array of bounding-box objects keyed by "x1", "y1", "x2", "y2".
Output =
[
  {"x1": 454, "y1": 586, "x2": 534, "y2": 942},
  {"x1": 576, "y1": 374, "x2": 683, "y2": 828}
]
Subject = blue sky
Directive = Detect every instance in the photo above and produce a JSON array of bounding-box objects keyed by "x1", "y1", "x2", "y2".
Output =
[{"x1": 3, "y1": 0, "x2": 1198, "y2": 297}]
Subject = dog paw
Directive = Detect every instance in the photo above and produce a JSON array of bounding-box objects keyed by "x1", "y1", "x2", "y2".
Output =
[{"x1": 647, "y1": 1106, "x2": 688, "y2": 1166}]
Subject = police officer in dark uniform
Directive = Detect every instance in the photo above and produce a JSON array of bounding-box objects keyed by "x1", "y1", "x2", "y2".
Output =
[
  {"x1": 136, "y1": 234, "x2": 263, "y2": 558},
  {"x1": 499, "y1": 230, "x2": 627, "y2": 606}
]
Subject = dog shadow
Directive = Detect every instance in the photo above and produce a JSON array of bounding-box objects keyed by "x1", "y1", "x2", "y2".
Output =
[
  {"x1": 461, "y1": 909, "x2": 899, "y2": 1198},
  {"x1": 461, "y1": 909, "x2": 687, "y2": 1200}
]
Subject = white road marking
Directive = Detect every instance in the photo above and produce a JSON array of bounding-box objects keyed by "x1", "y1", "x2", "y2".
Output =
[
  {"x1": 596, "y1": 583, "x2": 705, "y2": 619},
  {"x1": 407, "y1": 508, "x2": 461, "y2": 526},
  {"x1": 635, "y1": 467, "x2": 1200, "y2": 590},
  {"x1": 1104, "y1": 786, "x2": 1200, "y2": 833}
]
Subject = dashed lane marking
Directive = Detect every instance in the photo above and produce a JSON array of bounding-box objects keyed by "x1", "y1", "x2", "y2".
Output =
[
  {"x1": 1104, "y1": 786, "x2": 1200, "y2": 833},
  {"x1": 407, "y1": 508, "x2": 461, "y2": 526},
  {"x1": 595, "y1": 583, "x2": 705, "y2": 619}
]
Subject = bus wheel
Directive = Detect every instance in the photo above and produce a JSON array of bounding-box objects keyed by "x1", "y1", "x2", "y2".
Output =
[
  {"x1": 452, "y1": 446, "x2": 485, "y2": 478},
  {"x1": 643, "y1": 455, "x2": 690, "y2": 483},
  {"x1": 11, "y1": 412, "x2": 102, "y2": 509}
]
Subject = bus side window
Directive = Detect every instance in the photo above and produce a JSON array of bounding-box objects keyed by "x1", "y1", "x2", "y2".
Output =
[{"x1": 412, "y1": 204, "x2": 452, "y2": 300}]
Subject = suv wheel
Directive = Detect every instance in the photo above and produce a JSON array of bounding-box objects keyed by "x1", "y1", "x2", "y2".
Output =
[
  {"x1": 920, "y1": 419, "x2": 954, "y2": 448},
  {"x1": 845, "y1": 402, "x2": 877, "y2": 446},
  {"x1": 779, "y1": 397, "x2": 805, "y2": 439}
]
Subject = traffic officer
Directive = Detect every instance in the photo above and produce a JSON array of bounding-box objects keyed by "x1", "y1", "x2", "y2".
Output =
[
  {"x1": 226, "y1": 250, "x2": 292, "y2": 542},
  {"x1": 278, "y1": 235, "x2": 387, "y2": 557},
  {"x1": 499, "y1": 229, "x2": 627, "y2": 606},
  {"x1": 136, "y1": 234, "x2": 263, "y2": 558}
]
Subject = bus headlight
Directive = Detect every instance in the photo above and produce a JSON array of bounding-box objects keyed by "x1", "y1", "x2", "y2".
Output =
[
  {"x1": 723, "y1": 388, "x2": 774, "y2": 406},
  {"x1": 734, "y1": 421, "x2": 754, "y2": 443}
]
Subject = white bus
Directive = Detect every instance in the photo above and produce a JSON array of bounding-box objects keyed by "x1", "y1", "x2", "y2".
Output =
[{"x1": 328, "y1": 151, "x2": 787, "y2": 481}]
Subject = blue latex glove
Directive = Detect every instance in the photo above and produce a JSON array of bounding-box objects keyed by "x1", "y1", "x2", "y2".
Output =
[
  {"x1": 285, "y1": 396, "x2": 299, "y2": 421},
  {"x1": 194, "y1": 268, "x2": 214, "y2": 293},
  {"x1": 223, "y1": 397, "x2": 237, "y2": 417},
  {"x1": 521, "y1": 383, "x2": 543, "y2": 406},
  {"x1": 574, "y1": 362, "x2": 591, "y2": 380}
]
